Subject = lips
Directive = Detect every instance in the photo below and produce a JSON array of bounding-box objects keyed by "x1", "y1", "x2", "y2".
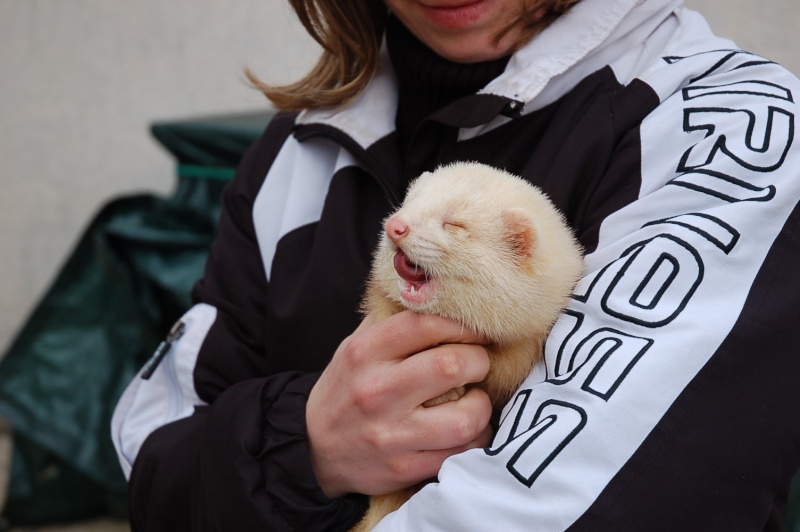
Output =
[
  {"x1": 393, "y1": 250, "x2": 430, "y2": 302},
  {"x1": 417, "y1": 0, "x2": 491, "y2": 30}
]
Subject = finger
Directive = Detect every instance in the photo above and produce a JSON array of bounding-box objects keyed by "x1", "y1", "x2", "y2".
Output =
[
  {"x1": 359, "y1": 311, "x2": 486, "y2": 363},
  {"x1": 389, "y1": 447, "x2": 477, "y2": 489},
  {"x1": 391, "y1": 395, "x2": 494, "y2": 486},
  {"x1": 409, "y1": 387, "x2": 493, "y2": 451},
  {"x1": 397, "y1": 343, "x2": 491, "y2": 406}
]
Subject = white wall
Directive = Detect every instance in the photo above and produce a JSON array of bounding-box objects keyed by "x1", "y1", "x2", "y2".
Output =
[
  {"x1": 0, "y1": 0, "x2": 318, "y2": 351},
  {"x1": 1, "y1": 0, "x2": 798, "y2": 352},
  {"x1": 685, "y1": 0, "x2": 800, "y2": 73}
]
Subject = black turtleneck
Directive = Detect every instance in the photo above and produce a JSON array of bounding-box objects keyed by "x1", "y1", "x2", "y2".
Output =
[{"x1": 386, "y1": 15, "x2": 511, "y2": 160}]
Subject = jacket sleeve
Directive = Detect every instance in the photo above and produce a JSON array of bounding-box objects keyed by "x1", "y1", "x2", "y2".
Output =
[
  {"x1": 111, "y1": 112, "x2": 367, "y2": 531},
  {"x1": 372, "y1": 53, "x2": 800, "y2": 531}
]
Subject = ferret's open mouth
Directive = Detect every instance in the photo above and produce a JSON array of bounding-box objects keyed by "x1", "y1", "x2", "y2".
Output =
[{"x1": 393, "y1": 250, "x2": 430, "y2": 303}]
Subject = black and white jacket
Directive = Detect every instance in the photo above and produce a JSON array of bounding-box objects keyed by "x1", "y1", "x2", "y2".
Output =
[{"x1": 112, "y1": 0, "x2": 800, "y2": 529}]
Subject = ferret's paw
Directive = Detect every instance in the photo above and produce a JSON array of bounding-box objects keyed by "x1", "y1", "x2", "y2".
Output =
[{"x1": 422, "y1": 386, "x2": 466, "y2": 407}]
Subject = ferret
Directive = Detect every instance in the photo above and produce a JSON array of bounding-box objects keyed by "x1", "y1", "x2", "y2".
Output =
[{"x1": 352, "y1": 162, "x2": 584, "y2": 531}]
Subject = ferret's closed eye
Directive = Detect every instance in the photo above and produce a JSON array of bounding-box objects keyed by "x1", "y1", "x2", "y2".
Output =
[{"x1": 443, "y1": 221, "x2": 466, "y2": 231}]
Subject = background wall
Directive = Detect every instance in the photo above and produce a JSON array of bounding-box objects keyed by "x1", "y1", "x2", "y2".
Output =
[
  {"x1": 1, "y1": 0, "x2": 799, "y2": 353},
  {"x1": 0, "y1": 0, "x2": 318, "y2": 352}
]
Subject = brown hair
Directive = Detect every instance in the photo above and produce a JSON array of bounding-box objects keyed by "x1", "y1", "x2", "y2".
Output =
[{"x1": 249, "y1": 0, "x2": 582, "y2": 111}]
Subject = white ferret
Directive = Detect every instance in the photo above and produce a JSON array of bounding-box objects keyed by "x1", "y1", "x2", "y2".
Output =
[{"x1": 353, "y1": 162, "x2": 584, "y2": 531}]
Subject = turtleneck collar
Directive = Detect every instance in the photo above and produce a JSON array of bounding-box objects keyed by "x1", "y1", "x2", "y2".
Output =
[{"x1": 386, "y1": 14, "x2": 511, "y2": 155}]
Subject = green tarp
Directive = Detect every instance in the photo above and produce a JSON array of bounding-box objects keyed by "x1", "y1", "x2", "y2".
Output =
[{"x1": 0, "y1": 111, "x2": 273, "y2": 526}]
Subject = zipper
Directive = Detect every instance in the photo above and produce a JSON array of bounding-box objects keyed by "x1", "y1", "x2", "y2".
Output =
[{"x1": 140, "y1": 320, "x2": 186, "y2": 380}]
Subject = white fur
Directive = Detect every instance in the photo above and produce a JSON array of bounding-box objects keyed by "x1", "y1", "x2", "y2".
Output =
[
  {"x1": 354, "y1": 163, "x2": 584, "y2": 531},
  {"x1": 366, "y1": 162, "x2": 583, "y2": 347}
]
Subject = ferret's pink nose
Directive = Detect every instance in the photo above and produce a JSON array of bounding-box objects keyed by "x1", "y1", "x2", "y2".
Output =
[{"x1": 385, "y1": 216, "x2": 409, "y2": 243}]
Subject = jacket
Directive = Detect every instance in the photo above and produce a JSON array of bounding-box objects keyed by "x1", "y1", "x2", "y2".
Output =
[{"x1": 112, "y1": 0, "x2": 800, "y2": 529}]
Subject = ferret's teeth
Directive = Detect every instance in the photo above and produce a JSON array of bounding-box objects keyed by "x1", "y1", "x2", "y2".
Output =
[
  {"x1": 409, "y1": 285, "x2": 418, "y2": 297},
  {"x1": 397, "y1": 279, "x2": 406, "y2": 292}
]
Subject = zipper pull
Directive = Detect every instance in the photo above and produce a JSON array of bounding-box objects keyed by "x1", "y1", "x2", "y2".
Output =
[{"x1": 140, "y1": 320, "x2": 186, "y2": 380}]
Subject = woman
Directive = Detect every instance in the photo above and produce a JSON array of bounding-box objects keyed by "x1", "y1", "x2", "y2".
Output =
[{"x1": 112, "y1": 0, "x2": 800, "y2": 530}]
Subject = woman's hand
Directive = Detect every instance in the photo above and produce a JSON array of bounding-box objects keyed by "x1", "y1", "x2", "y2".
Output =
[{"x1": 307, "y1": 311, "x2": 493, "y2": 499}]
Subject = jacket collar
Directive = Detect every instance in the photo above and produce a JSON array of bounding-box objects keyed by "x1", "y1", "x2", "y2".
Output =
[
  {"x1": 298, "y1": 0, "x2": 683, "y2": 148},
  {"x1": 484, "y1": 0, "x2": 682, "y2": 107},
  {"x1": 296, "y1": 47, "x2": 399, "y2": 150}
]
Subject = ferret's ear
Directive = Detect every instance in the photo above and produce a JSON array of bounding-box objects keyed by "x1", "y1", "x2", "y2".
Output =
[{"x1": 501, "y1": 208, "x2": 537, "y2": 261}]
